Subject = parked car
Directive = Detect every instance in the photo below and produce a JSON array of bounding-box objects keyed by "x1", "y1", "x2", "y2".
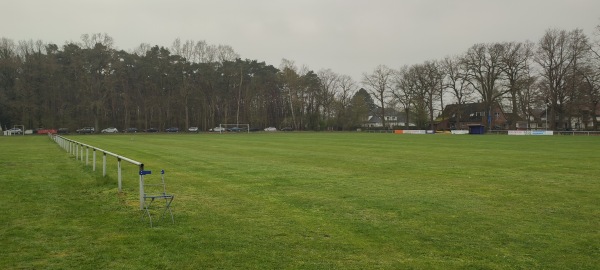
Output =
[
  {"x1": 145, "y1": 128, "x2": 158, "y2": 133},
  {"x1": 188, "y1": 127, "x2": 199, "y2": 132},
  {"x1": 228, "y1": 127, "x2": 242, "y2": 132},
  {"x1": 264, "y1": 127, "x2": 277, "y2": 132},
  {"x1": 281, "y1": 127, "x2": 294, "y2": 131},
  {"x1": 8, "y1": 128, "x2": 22, "y2": 134},
  {"x1": 165, "y1": 127, "x2": 179, "y2": 133},
  {"x1": 126, "y1": 127, "x2": 138, "y2": 133},
  {"x1": 76, "y1": 127, "x2": 95, "y2": 134},
  {"x1": 101, "y1": 127, "x2": 119, "y2": 133},
  {"x1": 58, "y1": 128, "x2": 69, "y2": 134},
  {"x1": 210, "y1": 127, "x2": 226, "y2": 132}
]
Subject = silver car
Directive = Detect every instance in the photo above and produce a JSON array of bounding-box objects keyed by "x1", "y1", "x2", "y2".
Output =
[{"x1": 101, "y1": 127, "x2": 119, "y2": 133}]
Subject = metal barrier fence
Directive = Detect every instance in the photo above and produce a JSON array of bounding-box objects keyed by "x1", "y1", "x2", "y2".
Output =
[{"x1": 50, "y1": 134, "x2": 147, "y2": 209}]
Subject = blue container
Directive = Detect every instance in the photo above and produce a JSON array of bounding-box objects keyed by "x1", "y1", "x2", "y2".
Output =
[{"x1": 468, "y1": 125, "x2": 485, "y2": 135}]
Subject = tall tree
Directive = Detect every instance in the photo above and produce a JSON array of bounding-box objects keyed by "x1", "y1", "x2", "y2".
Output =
[
  {"x1": 462, "y1": 43, "x2": 508, "y2": 129},
  {"x1": 317, "y1": 69, "x2": 339, "y2": 130},
  {"x1": 362, "y1": 65, "x2": 394, "y2": 128},
  {"x1": 499, "y1": 41, "x2": 535, "y2": 128},
  {"x1": 334, "y1": 74, "x2": 357, "y2": 130},
  {"x1": 349, "y1": 88, "x2": 375, "y2": 128},
  {"x1": 535, "y1": 29, "x2": 589, "y2": 130},
  {"x1": 279, "y1": 59, "x2": 302, "y2": 129},
  {"x1": 393, "y1": 65, "x2": 416, "y2": 128},
  {"x1": 440, "y1": 55, "x2": 474, "y2": 128}
]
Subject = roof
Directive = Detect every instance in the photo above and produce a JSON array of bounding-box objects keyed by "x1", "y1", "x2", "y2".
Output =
[{"x1": 441, "y1": 102, "x2": 491, "y2": 122}]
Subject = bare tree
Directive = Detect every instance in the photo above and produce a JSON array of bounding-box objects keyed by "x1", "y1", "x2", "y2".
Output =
[
  {"x1": 499, "y1": 41, "x2": 534, "y2": 128},
  {"x1": 392, "y1": 65, "x2": 416, "y2": 128},
  {"x1": 440, "y1": 55, "x2": 474, "y2": 128},
  {"x1": 362, "y1": 65, "x2": 394, "y2": 128},
  {"x1": 331, "y1": 74, "x2": 357, "y2": 130},
  {"x1": 337, "y1": 74, "x2": 356, "y2": 109},
  {"x1": 575, "y1": 64, "x2": 599, "y2": 129},
  {"x1": 81, "y1": 33, "x2": 113, "y2": 49},
  {"x1": 317, "y1": 69, "x2": 339, "y2": 129},
  {"x1": 217, "y1": 44, "x2": 239, "y2": 63},
  {"x1": 413, "y1": 61, "x2": 442, "y2": 130},
  {"x1": 462, "y1": 43, "x2": 508, "y2": 130},
  {"x1": 279, "y1": 59, "x2": 301, "y2": 129},
  {"x1": 133, "y1": 43, "x2": 151, "y2": 56},
  {"x1": 535, "y1": 29, "x2": 588, "y2": 130}
]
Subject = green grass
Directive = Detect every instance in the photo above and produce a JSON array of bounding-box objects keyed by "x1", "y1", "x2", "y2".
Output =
[{"x1": 1, "y1": 133, "x2": 598, "y2": 269}]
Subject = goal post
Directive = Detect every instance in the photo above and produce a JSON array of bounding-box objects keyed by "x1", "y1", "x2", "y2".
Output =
[{"x1": 218, "y1": 124, "x2": 250, "y2": 133}]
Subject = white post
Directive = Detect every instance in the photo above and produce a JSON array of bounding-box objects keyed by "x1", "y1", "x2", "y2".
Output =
[
  {"x1": 103, "y1": 153, "x2": 107, "y2": 177},
  {"x1": 118, "y1": 158, "x2": 122, "y2": 192},
  {"x1": 86, "y1": 147, "x2": 89, "y2": 166},
  {"x1": 76, "y1": 144, "x2": 79, "y2": 160},
  {"x1": 93, "y1": 149, "x2": 96, "y2": 171},
  {"x1": 139, "y1": 165, "x2": 145, "y2": 210},
  {"x1": 80, "y1": 144, "x2": 84, "y2": 162}
]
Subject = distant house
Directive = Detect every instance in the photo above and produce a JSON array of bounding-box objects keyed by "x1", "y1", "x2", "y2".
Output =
[
  {"x1": 554, "y1": 103, "x2": 600, "y2": 130},
  {"x1": 364, "y1": 108, "x2": 415, "y2": 129},
  {"x1": 437, "y1": 102, "x2": 508, "y2": 130},
  {"x1": 529, "y1": 103, "x2": 600, "y2": 131},
  {"x1": 516, "y1": 109, "x2": 545, "y2": 130}
]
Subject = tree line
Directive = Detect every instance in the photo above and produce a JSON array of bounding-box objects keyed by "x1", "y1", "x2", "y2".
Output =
[
  {"x1": 0, "y1": 34, "x2": 373, "y2": 132},
  {"x1": 363, "y1": 27, "x2": 600, "y2": 131},
  {"x1": 1, "y1": 25, "x2": 599, "y2": 132}
]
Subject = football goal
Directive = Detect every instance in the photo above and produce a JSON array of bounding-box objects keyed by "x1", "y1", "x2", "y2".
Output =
[{"x1": 218, "y1": 124, "x2": 250, "y2": 133}]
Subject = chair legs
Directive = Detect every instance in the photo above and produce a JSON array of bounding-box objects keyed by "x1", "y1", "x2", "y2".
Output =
[{"x1": 143, "y1": 195, "x2": 175, "y2": 227}]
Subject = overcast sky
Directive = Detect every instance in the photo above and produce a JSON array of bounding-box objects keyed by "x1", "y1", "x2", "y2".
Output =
[{"x1": 2, "y1": 0, "x2": 599, "y2": 81}]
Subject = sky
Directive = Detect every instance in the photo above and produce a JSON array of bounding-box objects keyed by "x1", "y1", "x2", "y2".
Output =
[{"x1": 2, "y1": 0, "x2": 600, "y2": 82}]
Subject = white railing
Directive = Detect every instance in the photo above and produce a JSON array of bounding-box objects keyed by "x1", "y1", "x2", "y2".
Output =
[{"x1": 50, "y1": 134, "x2": 147, "y2": 209}]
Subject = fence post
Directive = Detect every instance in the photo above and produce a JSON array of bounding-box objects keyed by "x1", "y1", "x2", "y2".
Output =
[
  {"x1": 80, "y1": 144, "x2": 84, "y2": 162},
  {"x1": 139, "y1": 164, "x2": 144, "y2": 210},
  {"x1": 93, "y1": 149, "x2": 96, "y2": 171},
  {"x1": 86, "y1": 147, "x2": 89, "y2": 166},
  {"x1": 75, "y1": 144, "x2": 79, "y2": 160},
  {"x1": 103, "y1": 152, "x2": 107, "y2": 177},
  {"x1": 118, "y1": 158, "x2": 122, "y2": 192}
]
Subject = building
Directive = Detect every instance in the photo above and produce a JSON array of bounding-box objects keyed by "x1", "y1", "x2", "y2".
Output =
[
  {"x1": 437, "y1": 102, "x2": 508, "y2": 130},
  {"x1": 364, "y1": 108, "x2": 415, "y2": 129}
]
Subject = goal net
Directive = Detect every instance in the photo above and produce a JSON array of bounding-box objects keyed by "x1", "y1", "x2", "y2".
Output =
[{"x1": 218, "y1": 124, "x2": 250, "y2": 133}]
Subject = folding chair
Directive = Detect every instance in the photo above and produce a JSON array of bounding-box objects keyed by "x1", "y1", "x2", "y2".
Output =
[{"x1": 140, "y1": 169, "x2": 174, "y2": 227}]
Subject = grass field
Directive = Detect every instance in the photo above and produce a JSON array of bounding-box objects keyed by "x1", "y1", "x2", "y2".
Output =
[{"x1": 1, "y1": 133, "x2": 598, "y2": 269}]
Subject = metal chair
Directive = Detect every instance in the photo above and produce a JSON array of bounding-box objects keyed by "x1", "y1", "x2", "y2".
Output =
[{"x1": 140, "y1": 169, "x2": 174, "y2": 227}]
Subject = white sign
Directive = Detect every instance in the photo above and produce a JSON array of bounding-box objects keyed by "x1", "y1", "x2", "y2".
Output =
[
  {"x1": 508, "y1": 130, "x2": 554, "y2": 136},
  {"x1": 403, "y1": 130, "x2": 427, "y2": 134}
]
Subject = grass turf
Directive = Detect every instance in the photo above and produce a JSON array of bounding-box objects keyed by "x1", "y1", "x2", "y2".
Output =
[{"x1": 1, "y1": 133, "x2": 598, "y2": 269}]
